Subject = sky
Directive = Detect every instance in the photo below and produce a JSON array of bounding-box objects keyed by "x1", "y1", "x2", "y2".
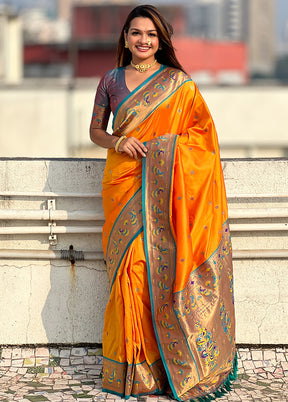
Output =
[{"x1": 276, "y1": 0, "x2": 288, "y2": 41}]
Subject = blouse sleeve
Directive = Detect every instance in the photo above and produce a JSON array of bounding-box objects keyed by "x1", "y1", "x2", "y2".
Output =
[{"x1": 90, "y1": 74, "x2": 111, "y2": 131}]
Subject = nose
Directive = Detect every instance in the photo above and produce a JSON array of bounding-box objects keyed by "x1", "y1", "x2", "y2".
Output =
[{"x1": 139, "y1": 34, "x2": 149, "y2": 44}]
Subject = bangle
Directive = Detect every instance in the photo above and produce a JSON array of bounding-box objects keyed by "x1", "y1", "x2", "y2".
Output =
[{"x1": 114, "y1": 136, "x2": 127, "y2": 153}]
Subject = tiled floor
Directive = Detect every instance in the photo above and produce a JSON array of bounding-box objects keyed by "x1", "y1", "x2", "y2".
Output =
[{"x1": 0, "y1": 346, "x2": 287, "y2": 401}]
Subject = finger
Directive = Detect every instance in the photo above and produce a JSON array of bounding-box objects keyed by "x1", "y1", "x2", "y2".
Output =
[
  {"x1": 132, "y1": 143, "x2": 147, "y2": 158},
  {"x1": 119, "y1": 138, "x2": 146, "y2": 159},
  {"x1": 134, "y1": 139, "x2": 148, "y2": 153},
  {"x1": 127, "y1": 139, "x2": 147, "y2": 157},
  {"x1": 123, "y1": 142, "x2": 138, "y2": 159},
  {"x1": 128, "y1": 144, "x2": 139, "y2": 160}
]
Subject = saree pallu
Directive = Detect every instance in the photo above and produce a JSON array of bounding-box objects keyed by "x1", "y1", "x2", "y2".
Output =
[{"x1": 101, "y1": 66, "x2": 236, "y2": 401}]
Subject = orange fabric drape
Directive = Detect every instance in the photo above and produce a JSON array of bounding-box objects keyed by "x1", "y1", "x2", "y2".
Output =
[{"x1": 101, "y1": 67, "x2": 236, "y2": 401}]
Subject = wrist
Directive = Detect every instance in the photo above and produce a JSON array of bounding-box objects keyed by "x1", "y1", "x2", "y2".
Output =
[
  {"x1": 111, "y1": 136, "x2": 119, "y2": 148},
  {"x1": 114, "y1": 136, "x2": 127, "y2": 153}
]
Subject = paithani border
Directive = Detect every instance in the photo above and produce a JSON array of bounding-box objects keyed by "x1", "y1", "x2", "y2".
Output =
[
  {"x1": 171, "y1": 221, "x2": 236, "y2": 400},
  {"x1": 142, "y1": 136, "x2": 236, "y2": 400},
  {"x1": 105, "y1": 187, "x2": 143, "y2": 292},
  {"x1": 90, "y1": 103, "x2": 110, "y2": 131},
  {"x1": 142, "y1": 134, "x2": 200, "y2": 401},
  {"x1": 112, "y1": 66, "x2": 192, "y2": 137},
  {"x1": 102, "y1": 356, "x2": 167, "y2": 398}
]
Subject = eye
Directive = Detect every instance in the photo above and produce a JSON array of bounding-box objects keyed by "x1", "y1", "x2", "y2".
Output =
[
  {"x1": 149, "y1": 33, "x2": 157, "y2": 37},
  {"x1": 131, "y1": 31, "x2": 139, "y2": 36}
]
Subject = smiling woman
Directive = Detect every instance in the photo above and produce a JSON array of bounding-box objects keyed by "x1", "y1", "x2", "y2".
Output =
[
  {"x1": 89, "y1": 4, "x2": 237, "y2": 401},
  {"x1": 124, "y1": 17, "x2": 160, "y2": 88}
]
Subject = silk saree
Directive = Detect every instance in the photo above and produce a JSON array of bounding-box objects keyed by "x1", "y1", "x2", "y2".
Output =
[{"x1": 100, "y1": 66, "x2": 236, "y2": 401}]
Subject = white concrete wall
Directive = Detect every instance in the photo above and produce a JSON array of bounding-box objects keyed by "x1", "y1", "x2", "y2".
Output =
[
  {"x1": 0, "y1": 158, "x2": 287, "y2": 345},
  {"x1": 0, "y1": 83, "x2": 288, "y2": 159},
  {"x1": 0, "y1": 89, "x2": 68, "y2": 157}
]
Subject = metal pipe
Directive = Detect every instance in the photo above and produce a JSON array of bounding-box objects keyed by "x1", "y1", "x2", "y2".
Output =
[
  {"x1": 0, "y1": 191, "x2": 102, "y2": 198},
  {"x1": 227, "y1": 193, "x2": 288, "y2": 199},
  {"x1": 0, "y1": 249, "x2": 287, "y2": 260},
  {"x1": 0, "y1": 249, "x2": 104, "y2": 260},
  {"x1": 1, "y1": 191, "x2": 288, "y2": 199},
  {"x1": 233, "y1": 249, "x2": 288, "y2": 259},
  {"x1": 1, "y1": 222, "x2": 287, "y2": 235},
  {"x1": 0, "y1": 226, "x2": 103, "y2": 235},
  {"x1": 0, "y1": 210, "x2": 105, "y2": 221},
  {"x1": 230, "y1": 223, "x2": 288, "y2": 232},
  {"x1": 228, "y1": 208, "x2": 288, "y2": 219},
  {"x1": 1, "y1": 208, "x2": 288, "y2": 221}
]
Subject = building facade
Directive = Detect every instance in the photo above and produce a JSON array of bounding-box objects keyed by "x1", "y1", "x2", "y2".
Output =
[
  {"x1": 0, "y1": 6, "x2": 22, "y2": 84},
  {"x1": 186, "y1": 0, "x2": 276, "y2": 77}
]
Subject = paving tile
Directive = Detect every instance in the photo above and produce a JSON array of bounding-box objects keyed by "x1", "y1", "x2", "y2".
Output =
[
  {"x1": 263, "y1": 350, "x2": 276, "y2": 361},
  {"x1": 0, "y1": 358, "x2": 11, "y2": 367},
  {"x1": 36, "y1": 358, "x2": 50, "y2": 367},
  {"x1": 251, "y1": 350, "x2": 263, "y2": 361},
  {"x1": 12, "y1": 348, "x2": 22, "y2": 359},
  {"x1": 22, "y1": 349, "x2": 35, "y2": 359},
  {"x1": 71, "y1": 348, "x2": 87, "y2": 357},
  {"x1": 1, "y1": 349, "x2": 12, "y2": 359},
  {"x1": 243, "y1": 360, "x2": 255, "y2": 370},
  {"x1": 35, "y1": 348, "x2": 50, "y2": 358},
  {"x1": 1, "y1": 347, "x2": 288, "y2": 401},
  {"x1": 59, "y1": 350, "x2": 71, "y2": 359},
  {"x1": 276, "y1": 352, "x2": 286, "y2": 362},
  {"x1": 84, "y1": 356, "x2": 96, "y2": 365},
  {"x1": 23, "y1": 358, "x2": 36, "y2": 367},
  {"x1": 49, "y1": 349, "x2": 60, "y2": 358},
  {"x1": 60, "y1": 358, "x2": 70, "y2": 366}
]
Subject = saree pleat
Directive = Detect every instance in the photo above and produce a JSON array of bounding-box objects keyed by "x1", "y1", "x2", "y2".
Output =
[{"x1": 101, "y1": 67, "x2": 236, "y2": 400}]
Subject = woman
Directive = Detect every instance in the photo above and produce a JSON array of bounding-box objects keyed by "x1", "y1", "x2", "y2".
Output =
[{"x1": 90, "y1": 5, "x2": 237, "y2": 401}]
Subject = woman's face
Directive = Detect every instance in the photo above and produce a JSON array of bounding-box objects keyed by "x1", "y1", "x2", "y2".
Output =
[{"x1": 125, "y1": 17, "x2": 159, "y2": 63}]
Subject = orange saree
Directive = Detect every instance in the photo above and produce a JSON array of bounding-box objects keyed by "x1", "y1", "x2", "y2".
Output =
[{"x1": 100, "y1": 66, "x2": 236, "y2": 401}]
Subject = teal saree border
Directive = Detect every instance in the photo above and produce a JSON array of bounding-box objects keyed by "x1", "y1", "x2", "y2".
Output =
[
  {"x1": 112, "y1": 65, "x2": 166, "y2": 130},
  {"x1": 142, "y1": 135, "x2": 181, "y2": 401},
  {"x1": 106, "y1": 187, "x2": 143, "y2": 293}
]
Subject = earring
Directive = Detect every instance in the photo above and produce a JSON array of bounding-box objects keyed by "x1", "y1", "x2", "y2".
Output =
[{"x1": 125, "y1": 40, "x2": 128, "y2": 48}]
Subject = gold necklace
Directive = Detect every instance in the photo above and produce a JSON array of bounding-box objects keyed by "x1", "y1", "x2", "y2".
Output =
[{"x1": 130, "y1": 59, "x2": 157, "y2": 73}]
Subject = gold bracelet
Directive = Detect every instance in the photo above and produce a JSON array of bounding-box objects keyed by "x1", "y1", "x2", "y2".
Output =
[{"x1": 114, "y1": 136, "x2": 127, "y2": 153}]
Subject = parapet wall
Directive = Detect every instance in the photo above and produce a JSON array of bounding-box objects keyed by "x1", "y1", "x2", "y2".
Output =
[{"x1": 0, "y1": 158, "x2": 287, "y2": 345}]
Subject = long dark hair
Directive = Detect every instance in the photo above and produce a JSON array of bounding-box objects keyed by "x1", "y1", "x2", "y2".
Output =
[{"x1": 116, "y1": 4, "x2": 186, "y2": 73}]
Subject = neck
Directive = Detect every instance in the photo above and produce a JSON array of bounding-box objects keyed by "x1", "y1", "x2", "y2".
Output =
[
  {"x1": 131, "y1": 56, "x2": 155, "y2": 64},
  {"x1": 130, "y1": 59, "x2": 157, "y2": 73}
]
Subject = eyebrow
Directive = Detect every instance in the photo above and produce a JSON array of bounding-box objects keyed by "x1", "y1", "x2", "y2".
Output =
[{"x1": 129, "y1": 28, "x2": 157, "y2": 32}]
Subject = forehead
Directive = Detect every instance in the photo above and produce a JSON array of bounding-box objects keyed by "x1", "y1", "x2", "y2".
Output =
[{"x1": 129, "y1": 17, "x2": 157, "y2": 31}]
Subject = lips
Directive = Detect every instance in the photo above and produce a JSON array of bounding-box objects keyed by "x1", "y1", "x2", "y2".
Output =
[{"x1": 136, "y1": 46, "x2": 151, "y2": 51}]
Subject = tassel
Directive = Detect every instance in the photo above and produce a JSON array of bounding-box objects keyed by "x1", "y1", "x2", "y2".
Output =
[{"x1": 195, "y1": 352, "x2": 238, "y2": 402}]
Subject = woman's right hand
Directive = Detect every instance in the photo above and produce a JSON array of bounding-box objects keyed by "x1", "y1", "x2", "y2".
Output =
[{"x1": 118, "y1": 136, "x2": 148, "y2": 160}]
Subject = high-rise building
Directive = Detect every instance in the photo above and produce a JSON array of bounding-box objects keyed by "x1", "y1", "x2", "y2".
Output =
[
  {"x1": 223, "y1": 0, "x2": 275, "y2": 76},
  {"x1": 186, "y1": 0, "x2": 275, "y2": 76},
  {"x1": 186, "y1": 0, "x2": 225, "y2": 40},
  {"x1": 246, "y1": 0, "x2": 276, "y2": 76},
  {"x1": 58, "y1": 0, "x2": 73, "y2": 21},
  {"x1": 223, "y1": 0, "x2": 243, "y2": 40}
]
